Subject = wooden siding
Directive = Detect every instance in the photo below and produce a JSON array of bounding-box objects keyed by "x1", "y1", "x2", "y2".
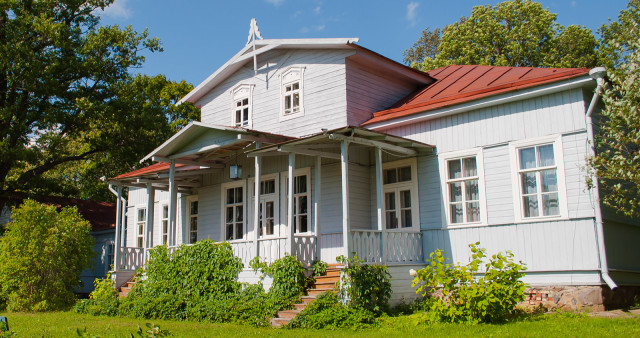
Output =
[
  {"x1": 388, "y1": 264, "x2": 425, "y2": 305},
  {"x1": 345, "y1": 58, "x2": 418, "y2": 126},
  {"x1": 604, "y1": 220, "x2": 640, "y2": 284},
  {"x1": 198, "y1": 49, "x2": 354, "y2": 137}
]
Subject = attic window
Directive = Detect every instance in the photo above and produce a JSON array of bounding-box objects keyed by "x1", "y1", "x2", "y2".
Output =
[
  {"x1": 232, "y1": 84, "x2": 253, "y2": 128},
  {"x1": 280, "y1": 67, "x2": 305, "y2": 120}
]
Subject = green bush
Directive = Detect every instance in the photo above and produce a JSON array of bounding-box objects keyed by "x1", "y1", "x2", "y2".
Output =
[
  {"x1": 287, "y1": 292, "x2": 376, "y2": 329},
  {"x1": 412, "y1": 242, "x2": 527, "y2": 324},
  {"x1": 0, "y1": 200, "x2": 94, "y2": 311},
  {"x1": 75, "y1": 273, "x2": 119, "y2": 316},
  {"x1": 250, "y1": 254, "x2": 306, "y2": 307},
  {"x1": 337, "y1": 255, "x2": 392, "y2": 315}
]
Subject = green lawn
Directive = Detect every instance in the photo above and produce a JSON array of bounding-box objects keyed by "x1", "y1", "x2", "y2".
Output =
[{"x1": 1, "y1": 311, "x2": 639, "y2": 337}]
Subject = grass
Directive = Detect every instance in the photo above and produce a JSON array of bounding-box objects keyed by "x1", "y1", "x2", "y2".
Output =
[{"x1": 1, "y1": 311, "x2": 639, "y2": 337}]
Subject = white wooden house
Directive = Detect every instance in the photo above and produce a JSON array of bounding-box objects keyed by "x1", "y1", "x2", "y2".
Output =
[{"x1": 108, "y1": 30, "x2": 640, "y2": 306}]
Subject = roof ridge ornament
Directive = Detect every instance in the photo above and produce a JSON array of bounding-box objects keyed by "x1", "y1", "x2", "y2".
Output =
[{"x1": 247, "y1": 18, "x2": 263, "y2": 75}]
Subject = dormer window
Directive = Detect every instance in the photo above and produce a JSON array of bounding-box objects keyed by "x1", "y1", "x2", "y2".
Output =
[
  {"x1": 232, "y1": 84, "x2": 253, "y2": 128},
  {"x1": 280, "y1": 67, "x2": 305, "y2": 120}
]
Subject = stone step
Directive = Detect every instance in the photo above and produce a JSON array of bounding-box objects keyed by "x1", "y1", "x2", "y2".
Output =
[
  {"x1": 323, "y1": 269, "x2": 342, "y2": 277},
  {"x1": 300, "y1": 296, "x2": 316, "y2": 303},
  {"x1": 307, "y1": 287, "x2": 334, "y2": 297},
  {"x1": 270, "y1": 317, "x2": 291, "y2": 327},
  {"x1": 314, "y1": 275, "x2": 340, "y2": 283},
  {"x1": 293, "y1": 303, "x2": 308, "y2": 311},
  {"x1": 277, "y1": 309, "x2": 302, "y2": 319}
]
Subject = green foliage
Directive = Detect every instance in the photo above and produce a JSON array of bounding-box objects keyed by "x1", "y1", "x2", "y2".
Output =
[
  {"x1": 402, "y1": 27, "x2": 441, "y2": 66},
  {"x1": 413, "y1": 0, "x2": 599, "y2": 71},
  {"x1": 0, "y1": 200, "x2": 94, "y2": 311},
  {"x1": 337, "y1": 255, "x2": 392, "y2": 315},
  {"x1": 311, "y1": 260, "x2": 329, "y2": 276},
  {"x1": 412, "y1": 242, "x2": 527, "y2": 324},
  {"x1": 74, "y1": 274, "x2": 119, "y2": 316},
  {"x1": 287, "y1": 292, "x2": 376, "y2": 329},
  {"x1": 590, "y1": 0, "x2": 640, "y2": 218},
  {"x1": 251, "y1": 254, "x2": 306, "y2": 306},
  {"x1": 129, "y1": 323, "x2": 170, "y2": 338}
]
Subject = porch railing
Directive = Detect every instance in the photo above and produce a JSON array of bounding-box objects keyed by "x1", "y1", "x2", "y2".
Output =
[
  {"x1": 117, "y1": 247, "x2": 145, "y2": 271},
  {"x1": 350, "y1": 230, "x2": 423, "y2": 265}
]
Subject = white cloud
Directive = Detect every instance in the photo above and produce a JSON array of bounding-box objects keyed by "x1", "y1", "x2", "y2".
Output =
[
  {"x1": 266, "y1": 0, "x2": 285, "y2": 6},
  {"x1": 406, "y1": 2, "x2": 419, "y2": 27},
  {"x1": 314, "y1": 24, "x2": 325, "y2": 31},
  {"x1": 299, "y1": 26, "x2": 310, "y2": 33},
  {"x1": 571, "y1": 1, "x2": 577, "y2": 7},
  {"x1": 314, "y1": 6, "x2": 321, "y2": 14},
  {"x1": 96, "y1": 0, "x2": 132, "y2": 19}
]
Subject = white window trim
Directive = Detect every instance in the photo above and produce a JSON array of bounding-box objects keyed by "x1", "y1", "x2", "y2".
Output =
[
  {"x1": 105, "y1": 240, "x2": 115, "y2": 274},
  {"x1": 509, "y1": 134, "x2": 569, "y2": 223},
  {"x1": 220, "y1": 180, "x2": 246, "y2": 242},
  {"x1": 187, "y1": 196, "x2": 199, "y2": 244},
  {"x1": 439, "y1": 148, "x2": 488, "y2": 228},
  {"x1": 160, "y1": 202, "x2": 169, "y2": 245},
  {"x1": 230, "y1": 84, "x2": 254, "y2": 128},
  {"x1": 249, "y1": 173, "x2": 281, "y2": 238},
  {"x1": 382, "y1": 158, "x2": 420, "y2": 232},
  {"x1": 280, "y1": 167, "x2": 312, "y2": 235},
  {"x1": 279, "y1": 66, "x2": 305, "y2": 121},
  {"x1": 135, "y1": 205, "x2": 146, "y2": 248}
]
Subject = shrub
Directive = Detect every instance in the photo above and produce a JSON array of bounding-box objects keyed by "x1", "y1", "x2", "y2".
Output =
[
  {"x1": 287, "y1": 292, "x2": 376, "y2": 329},
  {"x1": 311, "y1": 260, "x2": 328, "y2": 276},
  {"x1": 75, "y1": 273, "x2": 119, "y2": 316},
  {"x1": 0, "y1": 200, "x2": 94, "y2": 311},
  {"x1": 412, "y1": 242, "x2": 527, "y2": 324},
  {"x1": 337, "y1": 255, "x2": 392, "y2": 315},
  {"x1": 250, "y1": 254, "x2": 306, "y2": 307}
]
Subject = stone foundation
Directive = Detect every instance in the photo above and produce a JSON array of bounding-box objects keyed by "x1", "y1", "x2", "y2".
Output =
[{"x1": 522, "y1": 285, "x2": 640, "y2": 311}]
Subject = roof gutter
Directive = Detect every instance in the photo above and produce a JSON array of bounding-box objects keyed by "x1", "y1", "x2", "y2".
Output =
[{"x1": 585, "y1": 67, "x2": 617, "y2": 290}]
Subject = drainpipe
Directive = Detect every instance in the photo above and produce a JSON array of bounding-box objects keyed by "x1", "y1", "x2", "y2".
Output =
[
  {"x1": 585, "y1": 67, "x2": 618, "y2": 290},
  {"x1": 108, "y1": 183, "x2": 127, "y2": 271}
]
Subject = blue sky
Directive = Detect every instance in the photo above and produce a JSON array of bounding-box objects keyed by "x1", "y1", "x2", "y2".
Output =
[{"x1": 97, "y1": 0, "x2": 629, "y2": 86}]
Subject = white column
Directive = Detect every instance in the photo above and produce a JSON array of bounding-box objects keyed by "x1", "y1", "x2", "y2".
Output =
[
  {"x1": 168, "y1": 160, "x2": 177, "y2": 247},
  {"x1": 287, "y1": 152, "x2": 296, "y2": 255},
  {"x1": 253, "y1": 147, "x2": 261, "y2": 259},
  {"x1": 375, "y1": 147, "x2": 387, "y2": 264},
  {"x1": 145, "y1": 183, "x2": 155, "y2": 250},
  {"x1": 120, "y1": 189, "x2": 127, "y2": 248},
  {"x1": 113, "y1": 185, "x2": 122, "y2": 271},
  {"x1": 340, "y1": 140, "x2": 351, "y2": 258},
  {"x1": 314, "y1": 156, "x2": 321, "y2": 262}
]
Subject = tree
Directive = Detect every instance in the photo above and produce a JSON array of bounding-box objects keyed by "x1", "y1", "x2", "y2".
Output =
[
  {"x1": 0, "y1": 1, "x2": 198, "y2": 209},
  {"x1": 402, "y1": 27, "x2": 441, "y2": 66},
  {"x1": 590, "y1": 0, "x2": 640, "y2": 218},
  {"x1": 412, "y1": 0, "x2": 599, "y2": 71},
  {"x1": 0, "y1": 200, "x2": 94, "y2": 311}
]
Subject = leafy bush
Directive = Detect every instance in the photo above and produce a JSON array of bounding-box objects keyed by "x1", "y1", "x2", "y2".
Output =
[
  {"x1": 75, "y1": 273, "x2": 119, "y2": 316},
  {"x1": 287, "y1": 292, "x2": 376, "y2": 329},
  {"x1": 250, "y1": 254, "x2": 306, "y2": 307},
  {"x1": 412, "y1": 242, "x2": 527, "y2": 324},
  {"x1": 311, "y1": 260, "x2": 328, "y2": 276},
  {"x1": 337, "y1": 255, "x2": 392, "y2": 315},
  {"x1": 0, "y1": 200, "x2": 94, "y2": 311}
]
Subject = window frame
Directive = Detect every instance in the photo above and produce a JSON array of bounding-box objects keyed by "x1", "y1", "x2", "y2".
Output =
[
  {"x1": 279, "y1": 67, "x2": 305, "y2": 121},
  {"x1": 105, "y1": 241, "x2": 115, "y2": 274},
  {"x1": 187, "y1": 196, "x2": 199, "y2": 244},
  {"x1": 281, "y1": 167, "x2": 312, "y2": 235},
  {"x1": 135, "y1": 206, "x2": 146, "y2": 248},
  {"x1": 160, "y1": 203, "x2": 169, "y2": 245},
  {"x1": 509, "y1": 135, "x2": 568, "y2": 223},
  {"x1": 382, "y1": 158, "x2": 420, "y2": 232},
  {"x1": 221, "y1": 180, "x2": 246, "y2": 241},
  {"x1": 439, "y1": 148, "x2": 488, "y2": 227},
  {"x1": 249, "y1": 173, "x2": 280, "y2": 238},
  {"x1": 231, "y1": 84, "x2": 254, "y2": 128}
]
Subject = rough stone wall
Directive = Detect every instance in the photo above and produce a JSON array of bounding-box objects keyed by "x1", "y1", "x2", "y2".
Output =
[{"x1": 522, "y1": 285, "x2": 640, "y2": 311}]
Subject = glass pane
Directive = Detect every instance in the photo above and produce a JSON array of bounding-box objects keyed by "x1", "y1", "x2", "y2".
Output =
[
  {"x1": 162, "y1": 220, "x2": 168, "y2": 234},
  {"x1": 400, "y1": 190, "x2": 411, "y2": 208},
  {"x1": 243, "y1": 108, "x2": 248, "y2": 121},
  {"x1": 450, "y1": 203, "x2": 463, "y2": 224},
  {"x1": 284, "y1": 95, "x2": 291, "y2": 112},
  {"x1": 293, "y1": 82, "x2": 299, "y2": 90},
  {"x1": 293, "y1": 93, "x2": 299, "y2": 109},
  {"x1": 191, "y1": 201, "x2": 198, "y2": 215},
  {"x1": 542, "y1": 193, "x2": 560, "y2": 216},
  {"x1": 236, "y1": 223, "x2": 243, "y2": 239},
  {"x1": 398, "y1": 166, "x2": 412, "y2": 182},
  {"x1": 226, "y1": 207, "x2": 233, "y2": 223},
  {"x1": 266, "y1": 219, "x2": 274, "y2": 235},
  {"x1": 401, "y1": 209, "x2": 412, "y2": 228},
  {"x1": 236, "y1": 100, "x2": 242, "y2": 107},
  {"x1": 262, "y1": 180, "x2": 275, "y2": 195},
  {"x1": 266, "y1": 201, "x2": 274, "y2": 218},
  {"x1": 540, "y1": 169, "x2": 558, "y2": 193},
  {"x1": 190, "y1": 232, "x2": 197, "y2": 244},
  {"x1": 521, "y1": 172, "x2": 538, "y2": 195},
  {"x1": 190, "y1": 217, "x2": 197, "y2": 230},
  {"x1": 138, "y1": 209, "x2": 145, "y2": 222},
  {"x1": 242, "y1": 98, "x2": 248, "y2": 105},
  {"x1": 448, "y1": 159, "x2": 462, "y2": 179},
  {"x1": 236, "y1": 187, "x2": 243, "y2": 203},
  {"x1": 384, "y1": 169, "x2": 397, "y2": 184},
  {"x1": 138, "y1": 223, "x2": 144, "y2": 235},
  {"x1": 466, "y1": 202, "x2": 480, "y2": 222},
  {"x1": 226, "y1": 224, "x2": 233, "y2": 240},
  {"x1": 519, "y1": 147, "x2": 536, "y2": 169},
  {"x1": 162, "y1": 206, "x2": 168, "y2": 218},
  {"x1": 227, "y1": 188, "x2": 234, "y2": 204},
  {"x1": 236, "y1": 206, "x2": 243, "y2": 222},
  {"x1": 286, "y1": 85, "x2": 292, "y2": 92},
  {"x1": 295, "y1": 175, "x2": 307, "y2": 194},
  {"x1": 138, "y1": 237, "x2": 143, "y2": 248},
  {"x1": 299, "y1": 215, "x2": 308, "y2": 232},
  {"x1": 385, "y1": 192, "x2": 396, "y2": 210},
  {"x1": 523, "y1": 196, "x2": 539, "y2": 218},
  {"x1": 537, "y1": 145, "x2": 555, "y2": 167},
  {"x1": 449, "y1": 182, "x2": 462, "y2": 202},
  {"x1": 299, "y1": 195, "x2": 308, "y2": 214},
  {"x1": 463, "y1": 157, "x2": 477, "y2": 177},
  {"x1": 386, "y1": 211, "x2": 397, "y2": 229},
  {"x1": 465, "y1": 180, "x2": 479, "y2": 201}
]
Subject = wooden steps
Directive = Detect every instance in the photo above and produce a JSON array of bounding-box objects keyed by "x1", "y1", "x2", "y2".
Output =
[
  {"x1": 270, "y1": 265, "x2": 342, "y2": 327},
  {"x1": 118, "y1": 278, "x2": 136, "y2": 298}
]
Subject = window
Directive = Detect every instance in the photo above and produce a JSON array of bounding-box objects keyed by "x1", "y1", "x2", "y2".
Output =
[
  {"x1": 188, "y1": 198, "x2": 198, "y2": 244},
  {"x1": 251, "y1": 175, "x2": 279, "y2": 237},
  {"x1": 440, "y1": 149, "x2": 487, "y2": 226},
  {"x1": 232, "y1": 84, "x2": 253, "y2": 127},
  {"x1": 280, "y1": 67, "x2": 305, "y2": 120},
  {"x1": 510, "y1": 136, "x2": 567, "y2": 221},
  {"x1": 383, "y1": 159, "x2": 419, "y2": 230},
  {"x1": 136, "y1": 208, "x2": 146, "y2": 247},
  {"x1": 106, "y1": 242, "x2": 114, "y2": 273},
  {"x1": 222, "y1": 182, "x2": 244, "y2": 240},
  {"x1": 161, "y1": 204, "x2": 169, "y2": 245},
  {"x1": 282, "y1": 168, "x2": 311, "y2": 233}
]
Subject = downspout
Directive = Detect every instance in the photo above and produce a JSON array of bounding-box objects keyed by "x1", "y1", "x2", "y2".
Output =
[
  {"x1": 585, "y1": 67, "x2": 618, "y2": 290},
  {"x1": 108, "y1": 183, "x2": 127, "y2": 271}
]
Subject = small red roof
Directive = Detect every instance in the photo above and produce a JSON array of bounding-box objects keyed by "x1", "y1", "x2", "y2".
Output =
[
  {"x1": 362, "y1": 65, "x2": 590, "y2": 126},
  {"x1": 113, "y1": 162, "x2": 186, "y2": 179}
]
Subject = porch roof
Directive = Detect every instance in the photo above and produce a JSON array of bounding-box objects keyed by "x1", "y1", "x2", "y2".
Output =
[{"x1": 247, "y1": 126, "x2": 434, "y2": 159}]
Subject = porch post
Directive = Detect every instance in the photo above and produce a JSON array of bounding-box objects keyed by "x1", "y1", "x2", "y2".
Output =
[
  {"x1": 375, "y1": 147, "x2": 387, "y2": 264},
  {"x1": 113, "y1": 185, "x2": 122, "y2": 271},
  {"x1": 314, "y1": 156, "x2": 321, "y2": 262},
  {"x1": 340, "y1": 140, "x2": 351, "y2": 258},
  {"x1": 168, "y1": 160, "x2": 177, "y2": 246},
  {"x1": 120, "y1": 189, "x2": 127, "y2": 248},
  {"x1": 287, "y1": 152, "x2": 295, "y2": 255},
  {"x1": 145, "y1": 183, "x2": 155, "y2": 250},
  {"x1": 253, "y1": 145, "x2": 261, "y2": 259}
]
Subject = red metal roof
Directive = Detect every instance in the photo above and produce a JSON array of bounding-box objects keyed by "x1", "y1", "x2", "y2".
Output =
[
  {"x1": 113, "y1": 162, "x2": 186, "y2": 179},
  {"x1": 362, "y1": 65, "x2": 590, "y2": 126}
]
